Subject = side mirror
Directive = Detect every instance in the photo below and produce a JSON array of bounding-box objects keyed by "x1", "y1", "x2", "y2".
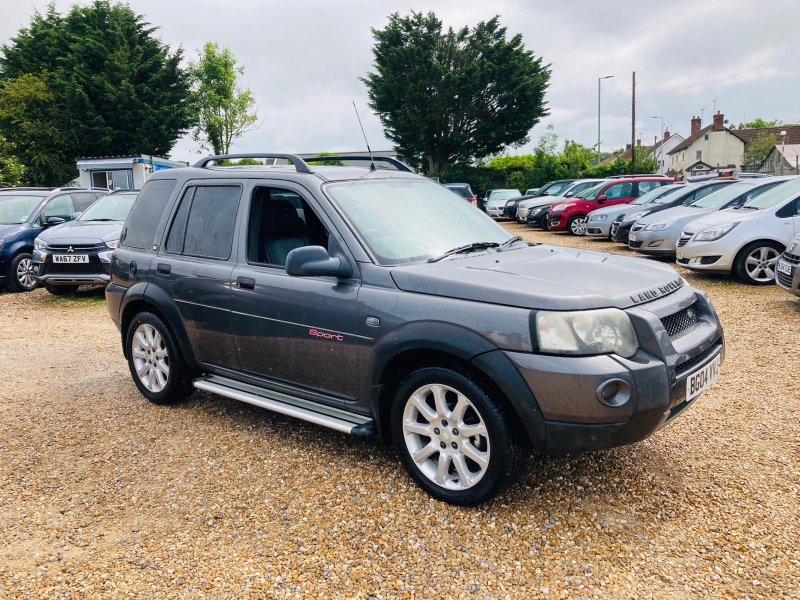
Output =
[
  {"x1": 596, "y1": 195, "x2": 608, "y2": 204},
  {"x1": 285, "y1": 246, "x2": 352, "y2": 279},
  {"x1": 71, "y1": 211, "x2": 82, "y2": 220},
  {"x1": 565, "y1": 191, "x2": 574, "y2": 197},
  {"x1": 44, "y1": 216, "x2": 65, "y2": 227}
]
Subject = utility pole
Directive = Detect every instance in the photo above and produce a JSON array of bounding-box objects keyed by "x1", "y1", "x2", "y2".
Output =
[
  {"x1": 597, "y1": 75, "x2": 614, "y2": 162},
  {"x1": 631, "y1": 71, "x2": 636, "y2": 172}
]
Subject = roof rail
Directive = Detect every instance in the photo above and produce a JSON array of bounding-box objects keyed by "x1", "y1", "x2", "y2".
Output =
[
  {"x1": 304, "y1": 154, "x2": 414, "y2": 173},
  {"x1": 193, "y1": 153, "x2": 313, "y2": 174},
  {"x1": 0, "y1": 186, "x2": 54, "y2": 191}
]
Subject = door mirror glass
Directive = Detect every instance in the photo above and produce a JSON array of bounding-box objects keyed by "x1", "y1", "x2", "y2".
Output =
[
  {"x1": 285, "y1": 246, "x2": 351, "y2": 278},
  {"x1": 45, "y1": 216, "x2": 65, "y2": 227}
]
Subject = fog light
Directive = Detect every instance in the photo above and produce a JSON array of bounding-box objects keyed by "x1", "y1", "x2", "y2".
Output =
[
  {"x1": 648, "y1": 240, "x2": 663, "y2": 247},
  {"x1": 596, "y1": 378, "x2": 631, "y2": 408}
]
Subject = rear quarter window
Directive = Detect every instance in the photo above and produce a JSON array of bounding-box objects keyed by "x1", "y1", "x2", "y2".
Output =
[{"x1": 121, "y1": 179, "x2": 177, "y2": 250}]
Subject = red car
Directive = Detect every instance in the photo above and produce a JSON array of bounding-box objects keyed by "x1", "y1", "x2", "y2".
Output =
[{"x1": 547, "y1": 176, "x2": 672, "y2": 235}]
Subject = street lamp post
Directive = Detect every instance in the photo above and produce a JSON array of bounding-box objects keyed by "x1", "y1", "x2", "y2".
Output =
[
  {"x1": 597, "y1": 75, "x2": 614, "y2": 162},
  {"x1": 652, "y1": 115, "x2": 664, "y2": 173},
  {"x1": 780, "y1": 130, "x2": 787, "y2": 175}
]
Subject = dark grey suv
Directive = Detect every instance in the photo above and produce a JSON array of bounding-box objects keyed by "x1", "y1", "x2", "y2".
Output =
[{"x1": 107, "y1": 154, "x2": 724, "y2": 505}]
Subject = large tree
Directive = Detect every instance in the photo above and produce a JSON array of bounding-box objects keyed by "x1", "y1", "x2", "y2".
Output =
[
  {"x1": 363, "y1": 12, "x2": 551, "y2": 174},
  {"x1": 189, "y1": 42, "x2": 258, "y2": 156},
  {"x1": 0, "y1": 1, "x2": 193, "y2": 185}
]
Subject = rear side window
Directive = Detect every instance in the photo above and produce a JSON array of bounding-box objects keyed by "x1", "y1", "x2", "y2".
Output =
[
  {"x1": 637, "y1": 181, "x2": 662, "y2": 196},
  {"x1": 166, "y1": 185, "x2": 240, "y2": 260},
  {"x1": 122, "y1": 179, "x2": 177, "y2": 249},
  {"x1": 71, "y1": 192, "x2": 100, "y2": 212}
]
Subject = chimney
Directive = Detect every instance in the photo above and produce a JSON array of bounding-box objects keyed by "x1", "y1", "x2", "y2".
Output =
[
  {"x1": 691, "y1": 116, "x2": 701, "y2": 135},
  {"x1": 625, "y1": 143, "x2": 631, "y2": 151},
  {"x1": 636, "y1": 138, "x2": 641, "y2": 146},
  {"x1": 713, "y1": 111, "x2": 725, "y2": 132},
  {"x1": 663, "y1": 129, "x2": 671, "y2": 141}
]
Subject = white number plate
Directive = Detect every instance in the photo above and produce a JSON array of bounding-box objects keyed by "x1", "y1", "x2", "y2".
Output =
[
  {"x1": 686, "y1": 352, "x2": 721, "y2": 402},
  {"x1": 777, "y1": 259, "x2": 793, "y2": 276},
  {"x1": 53, "y1": 254, "x2": 88, "y2": 263}
]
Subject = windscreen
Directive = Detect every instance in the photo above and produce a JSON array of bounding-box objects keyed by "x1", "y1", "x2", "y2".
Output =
[
  {"x1": 743, "y1": 177, "x2": 800, "y2": 209},
  {"x1": 326, "y1": 178, "x2": 512, "y2": 265},
  {"x1": 538, "y1": 181, "x2": 572, "y2": 196},
  {"x1": 653, "y1": 183, "x2": 701, "y2": 204},
  {"x1": 0, "y1": 193, "x2": 47, "y2": 224},
  {"x1": 630, "y1": 184, "x2": 683, "y2": 205},
  {"x1": 80, "y1": 193, "x2": 139, "y2": 222}
]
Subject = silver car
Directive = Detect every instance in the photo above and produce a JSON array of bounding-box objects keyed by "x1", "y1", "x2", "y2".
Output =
[
  {"x1": 586, "y1": 184, "x2": 685, "y2": 238},
  {"x1": 629, "y1": 178, "x2": 790, "y2": 257},
  {"x1": 485, "y1": 189, "x2": 521, "y2": 218}
]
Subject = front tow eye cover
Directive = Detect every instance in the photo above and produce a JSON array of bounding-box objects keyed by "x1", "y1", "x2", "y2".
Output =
[{"x1": 596, "y1": 378, "x2": 631, "y2": 408}]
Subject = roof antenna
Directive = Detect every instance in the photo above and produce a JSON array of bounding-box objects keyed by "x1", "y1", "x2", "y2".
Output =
[{"x1": 352, "y1": 101, "x2": 376, "y2": 172}]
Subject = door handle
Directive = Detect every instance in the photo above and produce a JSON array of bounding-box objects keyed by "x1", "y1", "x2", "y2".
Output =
[
  {"x1": 236, "y1": 276, "x2": 255, "y2": 290},
  {"x1": 157, "y1": 263, "x2": 171, "y2": 275}
]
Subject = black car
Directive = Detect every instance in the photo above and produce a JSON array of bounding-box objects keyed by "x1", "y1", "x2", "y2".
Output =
[
  {"x1": 610, "y1": 180, "x2": 736, "y2": 244},
  {"x1": 33, "y1": 190, "x2": 139, "y2": 294},
  {"x1": 107, "y1": 153, "x2": 724, "y2": 506},
  {"x1": 503, "y1": 194, "x2": 536, "y2": 218}
]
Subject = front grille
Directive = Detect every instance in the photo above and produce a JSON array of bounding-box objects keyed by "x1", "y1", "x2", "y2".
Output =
[
  {"x1": 48, "y1": 243, "x2": 106, "y2": 252},
  {"x1": 610, "y1": 222, "x2": 620, "y2": 237},
  {"x1": 782, "y1": 252, "x2": 800, "y2": 265},
  {"x1": 777, "y1": 270, "x2": 793, "y2": 288},
  {"x1": 677, "y1": 234, "x2": 691, "y2": 248},
  {"x1": 661, "y1": 303, "x2": 699, "y2": 339},
  {"x1": 629, "y1": 240, "x2": 643, "y2": 248},
  {"x1": 675, "y1": 341, "x2": 721, "y2": 376}
]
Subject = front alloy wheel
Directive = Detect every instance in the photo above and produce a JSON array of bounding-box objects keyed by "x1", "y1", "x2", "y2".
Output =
[
  {"x1": 7, "y1": 253, "x2": 39, "y2": 292},
  {"x1": 568, "y1": 215, "x2": 588, "y2": 236},
  {"x1": 734, "y1": 241, "x2": 783, "y2": 285},
  {"x1": 391, "y1": 367, "x2": 525, "y2": 506}
]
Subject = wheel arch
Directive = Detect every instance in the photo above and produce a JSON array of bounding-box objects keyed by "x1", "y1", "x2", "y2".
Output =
[{"x1": 732, "y1": 237, "x2": 786, "y2": 277}]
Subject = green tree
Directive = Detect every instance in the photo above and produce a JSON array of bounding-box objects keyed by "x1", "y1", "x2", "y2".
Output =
[
  {"x1": 737, "y1": 118, "x2": 782, "y2": 129},
  {"x1": 0, "y1": 1, "x2": 193, "y2": 185},
  {"x1": 363, "y1": 11, "x2": 551, "y2": 174},
  {"x1": 0, "y1": 133, "x2": 26, "y2": 186},
  {"x1": 189, "y1": 42, "x2": 258, "y2": 156},
  {"x1": 742, "y1": 131, "x2": 780, "y2": 171}
]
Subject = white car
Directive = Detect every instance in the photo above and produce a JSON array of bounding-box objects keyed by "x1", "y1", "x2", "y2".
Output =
[
  {"x1": 676, "y1": 177, "x2": 800, "y2": 284},
  {"x1": 484, "y1": 189, "x2": 521, "y2": 218}
]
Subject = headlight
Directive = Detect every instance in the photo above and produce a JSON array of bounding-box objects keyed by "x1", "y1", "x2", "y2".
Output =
[
  {"x1": 535, "y1": 308, "x2": 638, "y2": 358},
  {"x1": 623, "y1": 210, "x2": 647, "y2": 223},
  {"x1": 529, "y1": 207, "x2": 545, "y2": 215},
  {"x1": 589, "y1": 214, "x2": 608, "y2": 221},
  {"x1": 551, "y1": 203, "x2": 567, "y2": 212},
  {"x1": 694, "y1": 222, "x2": 739, "y2": 242},
  {"x1": 34, "y1": 238, "x2": 47, "y2": 250},
  {"x1": 644, "y1": 220, "x2": 675, "y2": 232},
  {"x1": 105, "y1": 239, "x2": 119, "y2": 249}
]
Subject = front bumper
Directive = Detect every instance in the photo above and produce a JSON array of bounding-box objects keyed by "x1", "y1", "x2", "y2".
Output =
[
  {"x1": 547, "y1": 213, "x2": 567, "y2": 231},
  {"x1": 585, "y1": 219, "x2": 612, "y2": 237},
  {"x1": 504, "y1": 288, "x2": 724, "y2": 453},
  {"x1": 627, "y1": 227, "x2": 680, "y2": 256},
  {"x1": 775, "y1": 253, "x2": 800, "y2": 296},
  {"x1": 486, "y1": 206, "x2": 506, "y2": 218},
  {"x1": 674, "y1": 237, "x2": 735, "y2": 273},
  {"x1": 33, "y1": 248, "x2": 112, "y2": 287}
]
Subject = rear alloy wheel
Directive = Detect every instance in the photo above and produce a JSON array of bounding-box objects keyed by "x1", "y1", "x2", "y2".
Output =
[
  {"x1": 391, "y1": 367, "x2": 525, "y2": 506},
  {"x1": 7, "y1": 253, "x2": 39, "y2": 292},
  {"x1": 567, "y1": 215, "x2": 588, "y2": 236},
  {"x1": 734, "y1": 241, "x2": 783, "y2": 285}
]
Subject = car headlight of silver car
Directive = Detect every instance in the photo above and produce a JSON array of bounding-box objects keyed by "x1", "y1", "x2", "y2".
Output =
[
  {"x1": 694, "y1": 222, "x2": 739, "y2": 242},
  {"x1": 529, "y1": 206, "x2": 545, "y2": 215},
  {"x1": 644, "y1": 220, "x2": 675, "y2": 232},
  {"x1": 589, "y1": 214, "x2": 608, "y2": 221},
  {"x1": 34, "y1": 237, "x2": 47, "y2": 250},
  {"x1": 623, "y1": 210, "x2": 647, "y2": 223},
  {"x1": 535, "y1": 308, "x2": 638, "y2": 358}
]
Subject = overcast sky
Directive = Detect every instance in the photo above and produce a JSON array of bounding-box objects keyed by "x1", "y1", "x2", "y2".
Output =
[{"x1": 2, "y1": 0, "x2": 799, "y2": 163}]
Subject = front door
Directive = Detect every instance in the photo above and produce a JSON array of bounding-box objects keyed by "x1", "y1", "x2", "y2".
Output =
[
  {"x1": 230, "y1": 184, "x2": 360, "y2": 401},
  {"x1": 602, "y1": 181, "x2": 635, "y2": 206}
]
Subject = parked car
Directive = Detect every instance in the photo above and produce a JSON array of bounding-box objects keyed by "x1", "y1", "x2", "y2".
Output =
[
  {"x1": 0, "y1": 187, "x2": 107, "y2": 292},
  {"x1": 503, "y1": 194, "x2": 536, "y2": 219},
  {"x1": 516, "y1": 179, "x2": 607, "y2": 227},
  {"x1": 107, "y1": 152, "x2": 724, "y2": 506},
  {"x1": 676, "y1": 176, "x2": 800, "y2": 284},
  {"x1": 485, "y1": 189, "x2": 521, "y2": 218},
  {"x1": 530, "y1": 179, "x2": 576, "y2": 197},
  {"x1": 610, "y1": 180, "x2": 735, "y2": 244},
  {"x1": 33, "y1": 190, "x2": 139, "y2": 295},
  {"x1": 443, "y1": 183, "x2": 477, "y2": 206},
  {"x1": 524, "y1": 188, "x2": 540, "y2": 195},
  {"x1": 548, "y1": 177, "x2": 672, "y2": 235},
  {"x1": 585, "y1": 184, "x2": 685, "y2": 238},
  {"x1": 775, "y1": 234, "x2": 800, "y2": 296},
  {"x1": 629, "y1": 178, "x2": 790, "y2": 257}
]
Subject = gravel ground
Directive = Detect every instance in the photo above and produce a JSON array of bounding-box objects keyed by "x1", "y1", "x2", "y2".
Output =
[{"x1": 0, "y1": 224, "x2": 798, "y2": 598}]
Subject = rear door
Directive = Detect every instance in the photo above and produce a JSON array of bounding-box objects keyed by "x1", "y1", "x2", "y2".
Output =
[
  {"x1": 602, "y1": 182, "x2": 634, "y2": 207},
  {"x1": 635, "y1": 180, "x2": 664, "y2": 198}
]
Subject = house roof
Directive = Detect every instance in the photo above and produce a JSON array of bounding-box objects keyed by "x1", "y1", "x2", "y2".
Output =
[
  {"x1": 601, "y1": 144, "x2": 655, "y2": 165},
  {"x1": 651, "y1": 134, "x2": 684, "y2": 154},
  {"x1": 767, "y1": 143, "x2": 800, "y2": 163},
  {"x1": 668, "y1": 124, "x2": 800, "y2": 155},
  {"x1": 685, "y1": 160, "x2": 715, "y2": 171}
]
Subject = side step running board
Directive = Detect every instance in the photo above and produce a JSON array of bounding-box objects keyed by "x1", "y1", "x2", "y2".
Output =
[{"x1": 193, "y1": 375, "x2": 376, "y2": 437}]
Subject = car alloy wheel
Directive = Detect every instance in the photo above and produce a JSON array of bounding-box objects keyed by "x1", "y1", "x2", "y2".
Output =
[
  {"x1": 401, "y1": 383, "x2": 490, "y2": 491},
  {"x1": 744, "y1": 246, "x2": 779, "y2": 283},
  {"x1": 15, "y1": 256, "x2": 38, "y2": 290},
  {"x1": 568, "y1": 216, "x2": 588, "y2": 235},
  {"x1": 131, "y1": 323, "x2": 170, "y2": 393}
]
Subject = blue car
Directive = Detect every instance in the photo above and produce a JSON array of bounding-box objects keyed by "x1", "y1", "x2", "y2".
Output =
[{"x1": 0, "y1": 187, "x2": 107, "y2": 292}]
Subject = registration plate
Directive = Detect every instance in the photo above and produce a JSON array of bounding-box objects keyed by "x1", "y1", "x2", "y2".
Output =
[
  {"x1": 686, "y1": 352, "x2": 721, "y2": 402},
  {"x1": 53, "y1": 254, "x2": 88, "y2": 263},
  {"x1": 777, "y1": 259, "x2": 793, "y2": 276}
]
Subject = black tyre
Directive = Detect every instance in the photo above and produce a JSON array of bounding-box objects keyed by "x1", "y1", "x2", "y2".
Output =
[
  {"x1": 733, "y1": 240, "x2": 784, "y2": 285},
  {"x1": 125, "y1": 311, "x2": 195, "y2": 404},
  {"x1": 567, "y1": 215, "x2": 588, "y2": 236},
  {"x1": 391, "y1": 366, "x2": 525, "y2": 506},
  {"x1": 6, "y1": 252, "x2": 39, "y2": 293},
  {"x1": 44, "y1": 284, "x2": 79, "y2": 296},
  {"x1": 539, "y1": 214, "x2": 550, "y2": 230}
]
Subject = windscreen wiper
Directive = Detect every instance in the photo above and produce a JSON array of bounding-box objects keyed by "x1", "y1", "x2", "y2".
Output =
[
  {"x1": 498, "y1": 236, "x2": 524, "y2": 250},
  {"x1": 428, "y1": 242, "x2": 500, "y2": 263}
]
